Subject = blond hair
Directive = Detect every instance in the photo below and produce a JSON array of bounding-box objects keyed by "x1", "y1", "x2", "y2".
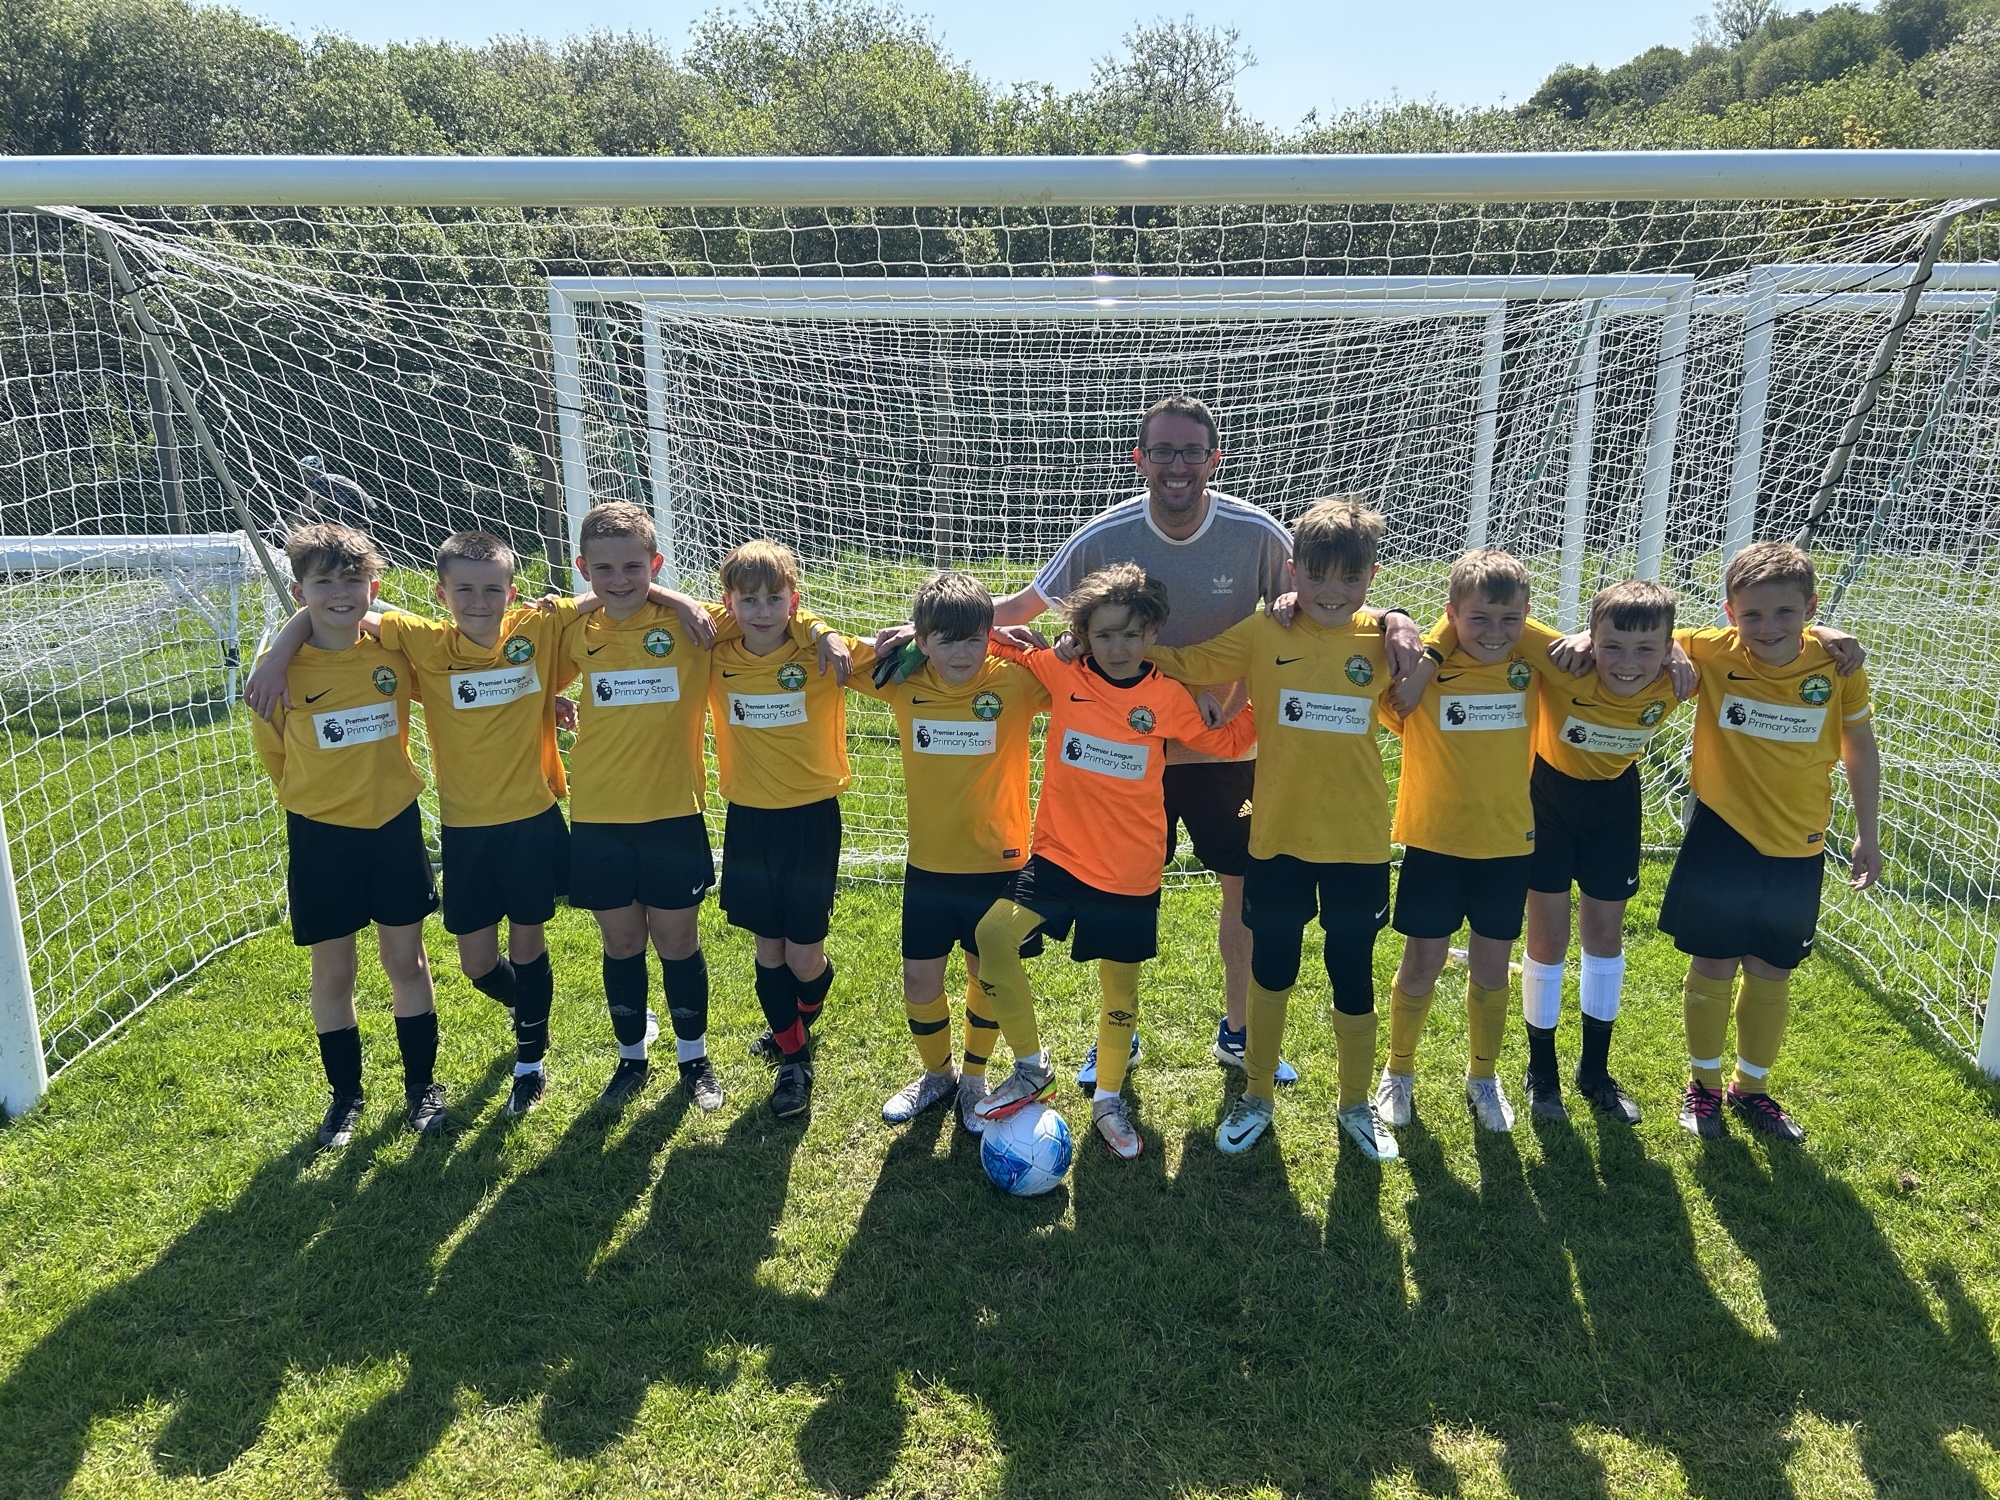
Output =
[
  {"x1": 1724, "y1": 540, "x2": 1816, "y2": 602},
  {"x1": 1448, "y1": 548, "x2": 1530, "y2": 608},
  {"x1": 286, "y1": 522, "x2": 383, "y2": 581},
  {"x1": 912, "y1": 571, "x2": 993, "y2": 641},
  {"x1": 1293, "y1": 497, "x2": 1383, "y2": 579},
  {"x1": 1589, "y1": 579, "x2": 1676, "y2": 635},
  {"x1": 578, "y1": 501, "x2": 656, "y2": 555},
  {"x1": 719, "y1": 538, "x2": 800, "y2": 597},
  {"x1": 1063, "y1": 562, "x2": 1169, "y2": 636},
  {"x1": 437, "y1": 529, "x2": 516, "y2": 577}
]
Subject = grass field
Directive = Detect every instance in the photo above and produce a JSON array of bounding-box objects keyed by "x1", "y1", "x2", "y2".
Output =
[{"x1": 3, "y1": 869, "x2": 2000, "y2": 1499}]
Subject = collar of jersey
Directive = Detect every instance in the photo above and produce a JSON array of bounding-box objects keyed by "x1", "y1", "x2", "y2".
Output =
[
  {"x1": 1137, "y1": 488, "x2": 1219, "y2": 547},
  {"x1": 1085, "y1": 655, "x2": 1154, "y2": 690}
]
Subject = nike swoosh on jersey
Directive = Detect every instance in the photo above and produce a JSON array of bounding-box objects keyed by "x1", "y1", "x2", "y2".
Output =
[
  {"x1": 1726, "y1": 671, "x2": 1757, "y2": 680},
  {"x1": 586, "y1": 644, "x2": 606, "y2": 655},
  {"x1": 1437, "y1": 673, "x2": 1464, "y2": 683},
  {"x1": 1069, "y1": 692, "x2": 1095, "y2": 703},
  {"x1": 1275, "y1": 656, "x2": 1303, "y2": 665},
  {"x1": 1572, "y1": 697, "x2": 1599, "y2": 707},
  {"x1": 304, "y1": 690, "x2": 331, "y2": 703},
  {"x1": 720, "y1": 669, "x2": 745, "y2": 678},
  {"x1": 910, "y1": 697, "x2": 941, "y2": 704}
]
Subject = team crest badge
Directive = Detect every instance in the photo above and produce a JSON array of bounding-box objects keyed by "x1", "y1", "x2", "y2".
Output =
[
  {"x1": 1127, "y1": 706, "x2": 1156, "y2": 735},
  {"x1": 644, "y1": 628, "x2": 673, "y2": 658},
  {"x1": 1640, "y1": 700, "x2": 1666, "y2": 727},
  {"x1": 1345, "y1": 655, "x2": 1374, "y2": 686},
  {"x1": 1800, "y1": 674, "x2": 1832, "y2": 706},
  {"x1": 1507, "y1": 660, "x2": 1532, "y2": 690},
  {"x1": 778, "y1": 662, "x2": 807, "y2": 691},
  {"x1": 972, "y1": 691, "x2": 1002, "y2": 721},
  {"x1": 372, "y1": 666, "x2": 397, "y2": 696},
  {"x1": 503, "y1": 635, "x2": 535, "y2": 664}
]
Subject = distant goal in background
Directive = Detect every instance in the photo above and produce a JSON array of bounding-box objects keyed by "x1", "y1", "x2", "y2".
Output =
[{"x1": 1, "y1": 149, "x2": 1997, "y2": 1113}]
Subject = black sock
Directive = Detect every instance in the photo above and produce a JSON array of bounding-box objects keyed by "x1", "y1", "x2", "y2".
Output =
[
  {"x1": 317, "y1": 1025, "x2": 363, "y2": 1099},
  {"x1": 661, "y1": 951, "x2": 710, "y2": 1045},
  {"x1": 394, "y1": 1011, "x2": 439, "y2": 1098},
  {"x1": 469, "y1": 956, "x2": 517, "y2": 1007},
  {"x1": 1578, "y1": 1015, "x2": 1615, "y2": 1082},
  {"x1": 755, "y1": 963, "x2": 807, "y2": 1059},
  {"x1": 603, "y1": 952, "x2": 650, "y2": 1049},
  {"x1": 1525, "y1": 1022, "x2": 1560, "y2": 1085},
  {"x1": 796, "y1": 961, "x2": 835, "y2": 1030},
  {"x1": 513, "y1": 953, "x2": 553, "y2": 1065}
]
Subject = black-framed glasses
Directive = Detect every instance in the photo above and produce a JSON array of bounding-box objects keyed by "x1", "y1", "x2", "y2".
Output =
[{"x1": 1140, "y1": 443, "x2": 1215, "y2": 465}]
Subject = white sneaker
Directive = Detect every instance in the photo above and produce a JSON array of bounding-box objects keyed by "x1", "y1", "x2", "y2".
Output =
[
  {"x1": 1375, "y1": 1068, "x2": 1414, "y2": 1128},
  {"x1": 1338, "y1": 1102, "x2": 1400, "y2": 1162},
  {"x1": 1092, "y1": 1095, "x2": 1144, "y2": 1160},
  {"x1": 974, "y1": 1056, "x2": 1056, "y2": 1122},
  {"x1": 1466, "y1": 1075, "x2": 1517, "y2": 1132},
  {"x1": 1215, "y1": 1094, "x2": 1274, "y2": 1156},
  {"x1": 881, "y1": 1068, "x2": 958, "y2": 1124},
  {"x1": 956, "y1": 1072, "x2": 988, "y2": 1134},
  {"x1": 1075, "y1": 1032, "x2": 1142, "y2": 1088}
]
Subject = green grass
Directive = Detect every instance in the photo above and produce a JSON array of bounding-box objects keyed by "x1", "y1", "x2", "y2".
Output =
[{"x1": 4, "y1": 871, "x2": 2000, "y2": 1499}]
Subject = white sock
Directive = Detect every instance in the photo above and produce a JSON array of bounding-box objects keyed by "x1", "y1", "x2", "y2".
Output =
[
  {"x1": 1093, "y1": 1086, "x2": 1118, "y2": 1104},
  {"x1": 1520, "y1": 956, "x2": 1565, "y2": 1030},
  {"x1": 675, "y1": 1035, "x2": 707, "y2": 1064},
  {"x1": 618, "y1": 1040, "x2": 648, "y2": 1061},
  {"x1": 1579, "y1": 952, "x2": 1626, "y2": 1022},
  {"x1": 1735, "y1": 1055, "x2": 1769, "y2": 1083},
  {"x1": 513, "y1": 1060, "x2": 543, "y2": 1076}
]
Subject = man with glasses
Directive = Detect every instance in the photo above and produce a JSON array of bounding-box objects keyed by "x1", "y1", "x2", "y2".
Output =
[{"x1": 981, "y1": 395, "x2": 1421, "y2": 1086}]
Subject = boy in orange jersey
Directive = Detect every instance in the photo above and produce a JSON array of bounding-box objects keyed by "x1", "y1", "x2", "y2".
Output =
[
  {"x1": 248, "y1": 524, "x2": 445, "y2": 1147},
  {"x1": 707, "y1": 539, "x2": 868, "y2": 1121},
  {"x1": 1656, "y1": 541, "x2": 1878, "y2": 1145},
  {"x1": 970, "y1": 563, "x2": 1257, "y2": 1160},
  {"x1": 561, "y1": 505, "x2": 841, "y2": 1115},
  {"x1": 851, "y1": 572, "x2": 1049, "y2": 1133},
  {"x1": 1145, "y1": 499, "x2": 1404, "y2": 1161}
]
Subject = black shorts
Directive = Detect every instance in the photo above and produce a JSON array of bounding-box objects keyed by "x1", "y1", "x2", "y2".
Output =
[
  {"x1": 1393, "y1": 846, "x2": 1533, "y2": 942},
  {"x1": 287, "y1": 800, "x2": 438, "y2": 946},
  {"x1": 1659, "y1": 800, "x2": 1825, "y2": 970},
  {"x1": 1529, "y1": 757, "x2": 1643, "y2": 902},
  {"x1": 569, "y1": 815, "x2": 714, "y2": 914},
  {"x1": 1243, "y1": 854, "x2": 1393, "y2": 942},
  {"x1": 440, "y1": 803, "x2": 570, "y2": 934},
  {"x1": 721, "y1": 798, "x2": 842, "y2": 944},
  {"x1": 1002, "y1": 854, "x2": 1159, "y2": 964},
  {"x1": 902, "y1": 865, "x2": 1045, "y2": 962},
  {"x1": 1163, "y1": 760, "x2": 1255, "y2": 878}
]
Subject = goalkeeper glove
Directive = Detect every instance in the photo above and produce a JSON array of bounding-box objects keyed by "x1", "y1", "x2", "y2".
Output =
[{"x1": 872, "y1": 636, "x2": 927, "y2": 689}]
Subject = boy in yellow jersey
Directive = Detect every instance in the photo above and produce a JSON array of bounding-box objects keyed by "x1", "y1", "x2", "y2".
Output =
[
  {"x1": 1516, "y1": 580, "x2": 1687, "y2": 1126},
  {"x1": 561, "y1": 505, "x2": 839, "y2": 1114},
  {"x1": 1658, "y1": 541, "x2": 1879, "y2": 1144},
  {"x1": 1144, "y1": 499, "x2": 1403, "y2": 1161},
  {"x1": 708, "y1": 539, "x2": 871, "y2": 1121},
  {"x1": 248, "y1": 525, "x2": 445, "y2": 1148},
  {"x1": 851, "y1": 572, "x2": 1050, "y2": 1134}
]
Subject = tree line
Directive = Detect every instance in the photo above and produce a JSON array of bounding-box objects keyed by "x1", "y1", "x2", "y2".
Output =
[{"x1": 4, "y1": 0, "x2": 1999, "y2": 162}]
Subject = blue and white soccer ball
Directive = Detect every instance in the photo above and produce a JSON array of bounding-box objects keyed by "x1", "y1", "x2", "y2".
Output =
[{"x1": 980, "y1": 1103, "x2": 1074, "y2": 1197}]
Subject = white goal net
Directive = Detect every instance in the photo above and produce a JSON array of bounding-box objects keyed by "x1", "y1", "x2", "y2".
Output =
[{"x1": 3, "y1": 156, "x2": 1998, "y2": 1086}]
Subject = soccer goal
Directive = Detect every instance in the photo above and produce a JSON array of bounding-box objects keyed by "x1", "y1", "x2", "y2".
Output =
[{"x1": 2, "y1": 149, "x2": 1998, "y2": 1110}]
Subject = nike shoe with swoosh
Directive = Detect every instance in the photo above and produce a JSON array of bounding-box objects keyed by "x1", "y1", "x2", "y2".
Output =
[{"x1": 1215, "y1": 1093, "x2": 1273, "y2": 1155}]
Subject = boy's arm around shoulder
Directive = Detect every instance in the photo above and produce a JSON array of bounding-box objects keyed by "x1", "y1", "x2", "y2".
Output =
[
  {"x1": 248, "y1": 673, "x2": 286, "y2": 787},
  {"x1": 1145, "y1": 614, "x2": 1255, "y2": 686},
  {"x1": 1841, "y1": 690, "x2": 1882, "y2": 889}
]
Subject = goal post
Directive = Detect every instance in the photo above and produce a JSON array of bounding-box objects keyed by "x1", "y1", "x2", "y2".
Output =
[{"x1": 2, "y1": 149, "x2": 1999, "y2": 1083}]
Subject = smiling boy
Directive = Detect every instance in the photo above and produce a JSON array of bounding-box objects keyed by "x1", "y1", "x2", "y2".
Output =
[
  {"x1": 248, "y1": 524, "x2": 444, "y2": 1147},
  {"x1": 1662, "y1": 541, "x2": 1879, "y2": 1144}
]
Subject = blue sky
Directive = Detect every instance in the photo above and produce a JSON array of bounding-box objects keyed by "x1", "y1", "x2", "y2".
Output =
[{"x1": 234, "y1": 0, "x2": 1711, "y2": 129}]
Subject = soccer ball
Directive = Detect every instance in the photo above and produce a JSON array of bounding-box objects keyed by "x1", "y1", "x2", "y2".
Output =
[{"x1": 980, "y1": 1103, "x2": 1074, "y2": 1197}]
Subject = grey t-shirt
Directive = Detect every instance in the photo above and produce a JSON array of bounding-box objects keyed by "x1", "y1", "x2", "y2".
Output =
[{"x1": 1033, "y1": 489, "x2": 1291, "y2": 763}]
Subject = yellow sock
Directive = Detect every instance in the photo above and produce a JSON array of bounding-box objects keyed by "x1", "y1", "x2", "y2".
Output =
[
  {"x1": 904, "y1": 991, "x2": 953, "y2": 1073},
  {"x1": 1465, "y1": 975, "x2": 1508, "y2": 1081},
  {"x1": 970, "y1": 901, "x2": 1046, "y2": 1061},
  {"x1": 1244, "y1": 980, "x2": 1292, "y2": 1104},
  {"x1": 1683, "y1": 966, "x2": 1733, "y2": 1089},
  {"x1": 1388, "y1": 983, "x2": 1433, "y2": 1076},
  {"x1": 1732, "y1": 973, "x2": 1792, "y2": 1093},
  {"x1": 1329, "y1": 1006, "x2": 1379, "y2": 1112},
  {"x1": 961, "y1": 972, "x2": 996, "y2": 1078},
  {"x1": 1093, "y1": 960, "x2": 1142, "y2": 1094}
]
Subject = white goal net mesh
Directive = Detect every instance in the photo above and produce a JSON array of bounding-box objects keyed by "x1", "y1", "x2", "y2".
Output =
[{"x1": 3, "y1": 192, "x2": 1997, "y2": 1073}]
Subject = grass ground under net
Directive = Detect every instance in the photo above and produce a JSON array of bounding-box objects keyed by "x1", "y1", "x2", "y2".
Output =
[{"x1": 2, "y1": 872, "x2": 1999, "y2": 1500}]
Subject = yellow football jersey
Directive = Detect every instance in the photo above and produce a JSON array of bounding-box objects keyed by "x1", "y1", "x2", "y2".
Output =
[
  {"x1": 250, "y1": 636, "x2": 424, "y2": 829},
  {"x1": 378, "y1": 603, "x2": 578, "y2": 828},
  {"x1": 1386, "y1": 619, "x2": 1561, "y2": 860},
  {"x1": 1534, "y1": 669, "x2": 1684, "y2": 782},
  {"x1": 560, "y1": 601, "x2": 713, "y2": 824},
  {"x1": 1151, "y1": 612, "x2": 1395, "y2": 864},
  {"x1": 851, "y1": 654, "x2": 1050, "y2": 873},
  {"x1": 1680, "y1": 626, "x2": 1872, "y2": 857},
  {"x1": 708, "y1": 633, "x2": 878, "y2": 809}
]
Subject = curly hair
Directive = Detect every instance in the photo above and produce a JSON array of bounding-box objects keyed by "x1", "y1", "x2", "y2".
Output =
[{"x1": 1063, "y1": 562, "x2": 1169, "y2": 636}]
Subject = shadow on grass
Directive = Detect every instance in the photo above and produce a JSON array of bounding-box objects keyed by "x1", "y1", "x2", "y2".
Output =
[{"x1": 4, "y1": 1063, "x2": 1999, "y2": 1499}]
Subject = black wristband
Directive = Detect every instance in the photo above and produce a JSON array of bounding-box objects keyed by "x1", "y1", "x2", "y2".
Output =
[
  {"x1": 1381, "y1": 607, "x2": 1412, "y2": 621},
  {"x1": 1422, "y1": 644, "x2": 1445, "y2": 665}
]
